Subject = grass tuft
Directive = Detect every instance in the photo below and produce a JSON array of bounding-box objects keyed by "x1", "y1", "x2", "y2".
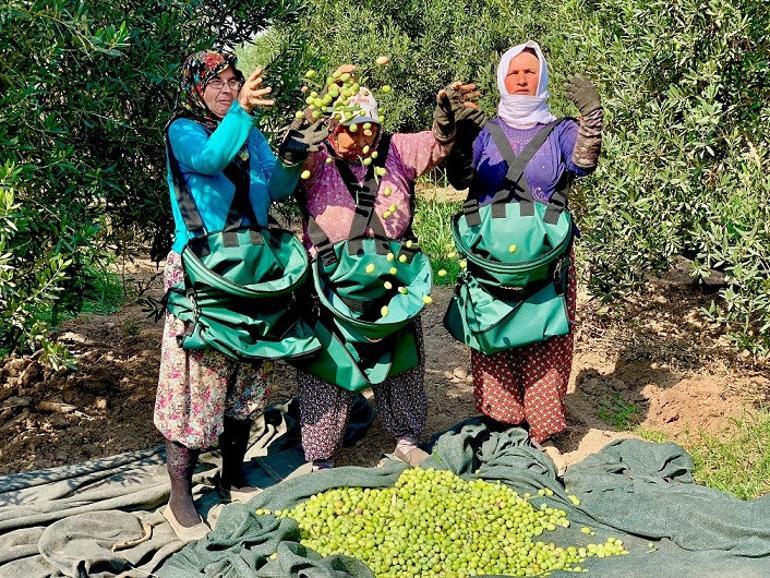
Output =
[
  {"x1": 597, "y1": 394, "x2": 640, "y2": 429},
  {"x1": 686, "y1": 411, "x2": 770, "y2": 500},
  {"x1": 634, "y1": 413, "x2": 770, "y2": 500},
  {"x1": 81, "y1": 267, "x2": 124, "y2": 315},
  {"x1": 412, "y1": 197, "x2": 462, "y2": 286}
]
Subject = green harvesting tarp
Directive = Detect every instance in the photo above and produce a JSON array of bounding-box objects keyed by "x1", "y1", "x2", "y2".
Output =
[
  {"x1": 159, "y1": 421, "x2": 770, "y2": 578},
  {"x1": 0, "y1": 397, "x2": 374, "y2": 578}
]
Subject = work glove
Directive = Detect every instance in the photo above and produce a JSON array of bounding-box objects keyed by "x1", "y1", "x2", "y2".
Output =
[
  {"x1": 565, "y1": 74, "x2": 601, "y2": 116},
  {"x1": 278, "y1": 119, "x2": 329, "y2": 166},
  {"x1": 566, "y1": 75, "x2": 603, "y2": 169},
  {"x1": 433, "y1": 82, "x2": 481, "y2": 144}
]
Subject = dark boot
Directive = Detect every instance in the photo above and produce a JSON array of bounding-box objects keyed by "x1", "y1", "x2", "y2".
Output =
[
  {"x1": 164, "y1": 440, "x2": 209, "y2": 539},
  {"x1": 219, "y1": 417, "x2": 260, "y2": 502},
  {"x1": 481, "y1": 414, "x2": 518, "y2": 433}
]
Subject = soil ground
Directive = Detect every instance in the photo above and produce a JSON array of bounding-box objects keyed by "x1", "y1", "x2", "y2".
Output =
[{"x1": 1, "y1": 258, "x2": 768, "y2": 476}]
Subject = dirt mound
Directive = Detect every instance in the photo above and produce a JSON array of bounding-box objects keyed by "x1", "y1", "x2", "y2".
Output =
[
  {"x1": 564, "y1": 261, "x2": 769, "y2": 443},
  {"x1": 0, "y1": 308, "x2": 164, "y2": 474}
]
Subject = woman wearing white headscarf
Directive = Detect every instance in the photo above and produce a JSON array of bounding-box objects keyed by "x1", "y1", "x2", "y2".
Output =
[{"x1": 447, "y1": 41, "x2": 603, "y2": 457}]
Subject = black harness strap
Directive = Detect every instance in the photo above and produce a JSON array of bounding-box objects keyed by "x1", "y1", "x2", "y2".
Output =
[
  {"x1": 337, "y1": 134, "x2": 392, "y2": 255},
  {"x1": 485, "y1": 119, "x2": 560, "y2": 217},
  {"x1": 306, "y1": 218, "x2": 337, "y2": 266},
  {"x1": 221, "y1": 154, "x2": 260, "y2": 247},
  {"x1": 545, "y1": 170, "x2": 574, "y2": 225},
  {"x1": 487, "y1": 120, "x2": 550, "y2": 215},
  {"x1": 464, "y1": 118, "x2": 570, "y2": 226},
  {"x1": 165, "y1": 116, "x2": 261, "y2": 255},
  {"x1": 302, "y1": 134, "x2": 393, "y2": 264},
  {"x1": 165, "y1": 129, "x2": 206, "y2": 237}
]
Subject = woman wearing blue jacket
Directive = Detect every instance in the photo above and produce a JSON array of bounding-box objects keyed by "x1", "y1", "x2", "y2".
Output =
[{"x1": 156, "y1": 49, "x2": 325, "y2": 541}]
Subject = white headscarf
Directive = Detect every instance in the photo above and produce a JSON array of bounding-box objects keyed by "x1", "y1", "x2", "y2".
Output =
[{"x1": 496, "y1": 40, "x2": 556, "y2": 128}]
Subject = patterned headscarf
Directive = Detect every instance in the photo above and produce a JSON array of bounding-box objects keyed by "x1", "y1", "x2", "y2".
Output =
[{"x1": 176, "y1": 49, "x2": 245, "y2": 131}]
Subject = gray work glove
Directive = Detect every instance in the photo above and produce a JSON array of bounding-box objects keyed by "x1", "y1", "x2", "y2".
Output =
[
  {"x1": 565, "y1": 74, "x2": 601, "y2": 116},
  {"x1": 278, "y1": 119, "x2": 329, "y2": 166},
  {"x1": 433, "y1": 83, "x2": 481, "y2": 144},
  {"x1": 456, "y1": 106, "x2": 488, "y2": 131}
]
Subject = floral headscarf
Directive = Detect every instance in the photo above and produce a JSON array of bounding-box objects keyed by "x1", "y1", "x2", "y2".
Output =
[{"x1": 176, "y1": 49, "x2": 244, "y2": 131}]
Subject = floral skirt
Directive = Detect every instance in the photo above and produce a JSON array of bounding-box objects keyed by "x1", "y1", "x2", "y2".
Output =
[
  {"x1": 297, "y1": 319, "x2": 426, "y2": 461},
  {"x1": 154, "y1": 251, "x2": 273, "y2": 449}
]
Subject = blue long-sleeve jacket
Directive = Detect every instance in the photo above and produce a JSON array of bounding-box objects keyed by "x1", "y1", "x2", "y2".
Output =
[{"x1": 166, "y1": 102, "x2": 300, "y2": 253}]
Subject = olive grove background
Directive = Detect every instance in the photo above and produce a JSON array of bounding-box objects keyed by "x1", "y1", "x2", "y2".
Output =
[{"x1": 2, "y1": 0, "x2": 768, "y2": 362}]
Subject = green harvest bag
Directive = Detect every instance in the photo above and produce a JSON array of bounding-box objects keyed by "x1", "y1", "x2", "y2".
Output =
[
  {"x1": 165, "y1": 226, "x2": 320, "y2": 360},
  {"x1": 313, "y1": 237, "x2": 432, "y2": 344},
  {"x1": 291, "y1": 136, "x2": 432, "y2": 390},
  {"x1": 163, "y1": 120, "x2": 320, "y2": 360},
  {"x1": 444, "y1": 119, "x2": 574, "y2": 353},
  {"x1": 303, "y1": 313, "x2": 420, "y2": 392}
]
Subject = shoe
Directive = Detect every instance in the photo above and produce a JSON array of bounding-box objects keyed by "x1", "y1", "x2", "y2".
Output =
[
  {"x1": 393, "y1": 446, "x2": 430, "y2": 467},
  {"x1": 310, "y1": 459, "x2": 335, "y2": 472},
  {"x1": 218, "y1": 484, "x2": 263, "y2": 503},
  {"x1": 162, "y1": 505, "x2": 211, "y2": 542}
]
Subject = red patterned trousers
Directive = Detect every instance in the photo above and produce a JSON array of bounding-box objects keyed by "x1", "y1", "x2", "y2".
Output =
[{"x1": 470, "y1": 259, "x2": 577, "y2": 443}]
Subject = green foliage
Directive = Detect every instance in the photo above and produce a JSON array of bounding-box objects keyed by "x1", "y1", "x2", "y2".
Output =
[
  {"x1": 636, "y1": 412, "x2": 770, "y2": 500},
  {"x1": 633, "y1": 427, "x2": 669, "y2": 444},
  {"x1": 79, "y1": 266, "x2": 125, "y2": 316},
  {"x1": 259, "y1": 0, "x2": 770, "y2": 355},
  {"x1": 240, "y1": 0, "x2": 517, "y2": 133},
  {"x1": 411, "y1": 198, "x2": 462, "y2": 285},
  {"x1": 570, "y1": 0, "x2": 770, "y2": 357},
  {"x1": 598, "y1": 395, "x2": 640, "y2": 429},
  {"x1": 0, "y1": 0, "x2": 303, "y2": 358},
  {"x1": 236, "y1": 27, "x2": 320, "y2": 135},
  {"x1": 0, "y1": 163, "x2": 77, "y2": 364}
]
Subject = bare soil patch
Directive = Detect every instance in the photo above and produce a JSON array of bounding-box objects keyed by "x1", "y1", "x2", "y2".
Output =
[{"x1": 1, "y1": 259, "x2": 767, "y2": 475}]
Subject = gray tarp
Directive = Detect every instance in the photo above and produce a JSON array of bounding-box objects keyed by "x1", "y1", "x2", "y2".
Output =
[{"x1": 0, "y1": 397, "x2": 373, "y2": 578}]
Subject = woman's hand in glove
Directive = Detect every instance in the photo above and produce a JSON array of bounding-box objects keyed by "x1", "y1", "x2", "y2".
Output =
[
  {"x1": 566, "y1": 75, "x2": 603, "y2": 169},
  {"x1": 565, "y1": 74, "x2": 601, "y2": 116},
  {"x1": 433, "y1": 82, "x2": 481, "y2": 143},
  {"x1": 278, "y1": 119, "x2": 329, "y2": 166}
]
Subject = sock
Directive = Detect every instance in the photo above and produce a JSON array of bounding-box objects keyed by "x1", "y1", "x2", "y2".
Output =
[
  {"x1": 395, "y1": 435, "x2": 418, "y2": 455},
  {"x1": 311, "y1": 458, "x2": 335, "y2": 471},
  {"x1": 166, "y1": 440, "x2": 202, "y2": 528}
]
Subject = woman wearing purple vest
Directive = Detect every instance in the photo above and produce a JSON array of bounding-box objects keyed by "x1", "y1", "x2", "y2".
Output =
[{"x1": 448, "y1": 41, "x2": 603, "y2": 468}]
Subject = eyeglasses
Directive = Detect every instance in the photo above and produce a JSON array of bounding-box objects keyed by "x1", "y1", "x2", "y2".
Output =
[{"x1": 207, "y1": 78, "x2": 243, "y2": 92}]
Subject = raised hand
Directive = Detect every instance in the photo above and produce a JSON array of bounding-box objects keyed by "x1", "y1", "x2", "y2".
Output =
[
  {"x1": 438, "y1": 82, "x2": 481, "y2": 114},
  {"x1": 433, "y1": 82, "x2": 482, "y2": 143},
  {"x1": 238, "y1": 67, "x2": 275, "y2": 113},
  {"x1": 565, "y1": 74, "x2": 601, "y2": 116},
  {"x1": 278, "y1": 119, "x2": 330, "y2": 166}
]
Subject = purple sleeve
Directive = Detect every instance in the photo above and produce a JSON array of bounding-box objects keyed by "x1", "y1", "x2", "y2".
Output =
[
  {"x1": 558, "y1": 120, "x2": 593, "y2": 177},
  {"x1": 472, "y1": 127, "x2": 488, "y2": 170},
  {"x1": 390, "y1": 131, "x2": 451, "y2": 181}
]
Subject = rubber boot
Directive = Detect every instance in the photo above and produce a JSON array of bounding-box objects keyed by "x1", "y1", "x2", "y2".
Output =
[{"x1": 218, "y1": 417, "x2": 261, "y2": 502}]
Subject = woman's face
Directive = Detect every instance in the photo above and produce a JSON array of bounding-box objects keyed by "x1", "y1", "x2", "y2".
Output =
[
  {"x1": 202, "y1": 66, "x2": 242, "y2": 118},
  {"x1": 332, "y1": 124, "x2": 380, "y2": 157},
  {"x1": 504, "y1": 50, "x2": 540, "y2": 96}
]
